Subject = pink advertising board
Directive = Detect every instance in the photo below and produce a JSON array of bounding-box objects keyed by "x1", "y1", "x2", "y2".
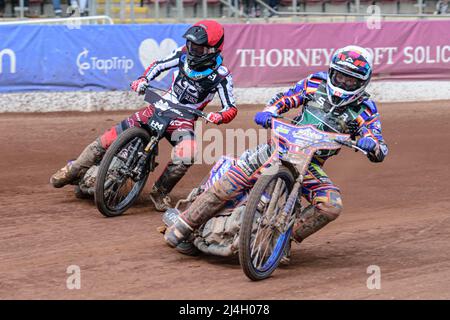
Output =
[{"x1": 222, "y1": 20, "x2": 450, "y2": 87}]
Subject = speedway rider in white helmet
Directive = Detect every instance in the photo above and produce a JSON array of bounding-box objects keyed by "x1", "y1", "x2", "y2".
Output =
[{"x1": 163, "y1": 45, "x2": 388, "y2": 260}]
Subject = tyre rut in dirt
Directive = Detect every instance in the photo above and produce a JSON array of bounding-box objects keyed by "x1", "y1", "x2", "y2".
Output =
[
  {"x1": 239, "y1": 166, "x2": 295, "y2": 281},
  {"x1": 95, "y1": 127, "x2": 152, "y2": 217}
]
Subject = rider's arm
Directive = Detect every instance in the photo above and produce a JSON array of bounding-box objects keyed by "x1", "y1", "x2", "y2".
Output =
[
  {"x1": 264, "y1": 79, "x2": 308, "y2": 114},
  {"x1": 357, "y1": 100, "x2": 389, "y2": 163},
  {"x1": 216, "y1": 74, "x2": 238, "y2": 124},
  {"x1": 142, "y1": 47, "x2": 184, "y2": 81},
  {"x1": 263, "y1": 78, "x2": 310, "y2": 115}
]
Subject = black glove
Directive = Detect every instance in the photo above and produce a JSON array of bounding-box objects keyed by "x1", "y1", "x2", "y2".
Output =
[{"x1": 346, "y1": 120, "x2": 360, "y2": 139}]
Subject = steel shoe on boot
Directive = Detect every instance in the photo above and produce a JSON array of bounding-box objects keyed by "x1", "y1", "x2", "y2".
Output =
[
  {"x1": 149, "y1": 185, "x2": 172, "y2": 212},
  {"x1": 164, "y1": 218, "x2": 193, "y2": 248},
  {"x1": 50, "y1": 161, "x2": 82, "y2": 188}
]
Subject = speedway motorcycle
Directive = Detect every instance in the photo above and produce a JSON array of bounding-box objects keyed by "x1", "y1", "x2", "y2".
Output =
[
  {"x1": 94, "y1": 87, "x2": 210, "y2": 217},
  {"x1": 162, "y1": 116, "x2": 366, "y2": 281}
]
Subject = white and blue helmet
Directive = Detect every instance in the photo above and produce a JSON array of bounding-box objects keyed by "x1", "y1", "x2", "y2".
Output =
[{"x1": 326, "y1": 45, "x2": 374, "y2": 108}]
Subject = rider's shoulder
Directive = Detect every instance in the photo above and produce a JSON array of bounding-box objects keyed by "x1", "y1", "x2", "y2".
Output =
[
  {"x1": 299, "y1": 72, "x2": 327, "y2": 88},
  {"x1": 360, "y1": 98, "x2": 378, "y2": 114},
  {"x1": 293, "y1": 72, "x2": 326, "y2": 92},
  {"x1": 172, "y1": 46, "x2": 186, "y2": 58},
  {"x1": 308, "y1": 71, "x2": 328, "y2": 82},
  {"x1": 216, "y1": 65, "x2": 231, "y2": 78}
]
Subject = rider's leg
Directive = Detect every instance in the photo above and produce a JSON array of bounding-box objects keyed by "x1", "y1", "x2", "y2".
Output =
[
  {"x1": 164, "y1": 166, "x2": 248, "y2": 247},
  {"x1": 50, "y1": 138, "x2": 106, "y2": 188},
  {"x1": 164, "y1": 143, "x2": 276, "y2": 247},
  {"x1": 50, "y1": 105, "x2": 154, "y2": 188},
  {"x1": 292, "y1": 162, "x2": 343, "y2": 242},
  {"x1": 150, "y1": 127, "x2": 196, "y2": 212}
]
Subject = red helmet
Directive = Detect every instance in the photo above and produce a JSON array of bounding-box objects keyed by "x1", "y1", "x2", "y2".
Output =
[{"x1": 183, "y1": 20, "x2": 224, "y2": 71}]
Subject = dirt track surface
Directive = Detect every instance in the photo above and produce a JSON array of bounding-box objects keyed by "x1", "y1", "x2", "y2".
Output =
[{"x1": 1, "y1": 101, "x2": 450, "y2": 300}]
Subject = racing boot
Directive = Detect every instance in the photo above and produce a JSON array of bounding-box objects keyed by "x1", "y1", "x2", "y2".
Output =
[
  {"x1": 149, "y1": 161, "x2": 191, "y2": 212},
  {"x1": 50, "y1": 139, "x2": 105, "y2": 188},
  {"x1": 149, "y1": 185, "x2": 172, "y2": 212},
  {"x1": 163, "y1": 171, "x2": 243, "y2": 247},
  {"x1": 163, "y1": 188, "x2": 228, "y2": 248},
  {"x1": 292, "y1": 203, "x2": 341, "y2": 242}
]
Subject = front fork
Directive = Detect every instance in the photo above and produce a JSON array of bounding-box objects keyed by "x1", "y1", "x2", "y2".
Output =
[
  {"x1": 144, "y1": 136, "x2": 158, "y2": 154},
  {"x1": 131, "y1": 136, "x2": 159, "y2": 181},
  {"x1": 274, "y1": 175, "x2": 303, "y2": 233}
]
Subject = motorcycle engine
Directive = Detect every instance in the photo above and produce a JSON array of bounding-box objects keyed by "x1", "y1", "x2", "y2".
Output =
[
  {"x1": 78, "y1": 165, "x2": 99, "y2": 196},
  {"x1": 194, "y1": 206, "x2": 245, "y2": 257}
]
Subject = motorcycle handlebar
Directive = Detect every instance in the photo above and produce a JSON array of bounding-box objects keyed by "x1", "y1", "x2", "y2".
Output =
[
  {"x1": 273, "y1": 114, "x2": 368, "y2": 155},
  {"x1": 335, "y1": 139, "x2": 368, "y2": 155},
  {"x1": 186, "y1": 108, "x2": 210, "y2": 122},
  {"x1": 142, "y1": 83, "x2": 211, "y2": 123}
]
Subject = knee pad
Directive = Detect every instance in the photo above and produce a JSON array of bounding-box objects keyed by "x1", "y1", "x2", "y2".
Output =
[
  {"x1": 99, "y1": 126, "x2": 118, "y2": 149},
  {"x1": 172, "y1": 139, "x2": 197, "y2": 165}
]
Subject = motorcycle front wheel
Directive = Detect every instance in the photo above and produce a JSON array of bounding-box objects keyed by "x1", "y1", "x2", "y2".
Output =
[
  {"x1": 239, "y1": 166, "x2": 295, "y2": 281},
  {"x1": 95, "y1": 127, "x2": 153, "y2": 217}
]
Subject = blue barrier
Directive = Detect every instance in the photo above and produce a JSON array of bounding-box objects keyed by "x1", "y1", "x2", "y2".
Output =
[{"x1": 0, "y1": 24, "x2": 190, "y2": 93}]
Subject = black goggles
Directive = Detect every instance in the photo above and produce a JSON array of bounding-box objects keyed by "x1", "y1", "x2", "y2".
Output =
[
  {"x1": 331, "y1": 70, "x2": 364, "y2": 92},
  {"x1": 187, "y1": 41, "x2": 217, "y2": 57}
]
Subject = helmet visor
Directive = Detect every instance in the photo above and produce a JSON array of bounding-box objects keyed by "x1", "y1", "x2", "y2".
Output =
[
  {"x1": 331, "y1": 70, "x2": 365, "y2": 92},
  {"x1": 187, "y1": 41, "x2": 217, "y2": 57}
]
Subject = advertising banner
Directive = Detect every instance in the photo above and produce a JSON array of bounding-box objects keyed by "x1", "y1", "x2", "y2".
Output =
[
  {"x1": 0, "y1": 24, "x2": 189, "y2": 92},
  {"x1": 0, "y1": 20, "x2": 449, "y2": 92},
  {"x1": 223, "y1": 20, "x2": 450, "y2": 86}
]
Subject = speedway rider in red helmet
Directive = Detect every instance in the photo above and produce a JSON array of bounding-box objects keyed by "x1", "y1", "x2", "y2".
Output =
[{"x1": 50, "y1": 20, "x2": 238, "y2": 212}]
